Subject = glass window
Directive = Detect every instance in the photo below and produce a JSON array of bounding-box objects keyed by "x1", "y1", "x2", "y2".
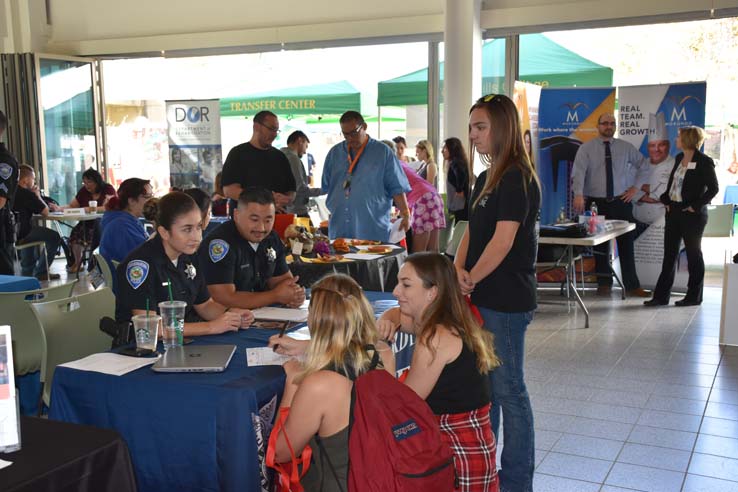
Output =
[{"x1": 38, "y1": 58, "x2": 98, "y2": 206}]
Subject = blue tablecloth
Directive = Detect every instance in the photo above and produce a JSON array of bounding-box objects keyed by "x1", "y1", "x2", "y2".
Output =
[
  {"x1": 48, "y1": 291, "x2": 412, "y2": 492},
  {"x1": 0, "y1": 275, "x2": 41, "y2": 293}
]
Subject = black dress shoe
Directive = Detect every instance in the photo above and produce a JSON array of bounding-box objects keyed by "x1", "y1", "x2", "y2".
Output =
[
  {"x1": 644, "y1": 299, "x2": 668, "y2": 306},
  {"x1": 675, "y1": 299, "x2": 701, "y2": 307}
]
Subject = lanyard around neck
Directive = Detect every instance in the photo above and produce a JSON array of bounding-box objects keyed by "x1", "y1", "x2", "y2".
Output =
[{"x1": 346, "y1": 138, "x2": 369, "y2": 176}]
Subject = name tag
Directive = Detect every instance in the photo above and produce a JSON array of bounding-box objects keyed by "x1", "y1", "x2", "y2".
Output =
[{"x1": 687, "y1": 162, "x2": 697, "y2": 170}]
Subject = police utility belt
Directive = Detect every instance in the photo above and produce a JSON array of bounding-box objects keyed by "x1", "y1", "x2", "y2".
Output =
[{"x1": 0, "y1": 207, "x2": 18, "y2": 243}]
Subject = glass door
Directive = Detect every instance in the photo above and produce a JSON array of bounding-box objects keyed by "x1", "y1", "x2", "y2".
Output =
[{"x1": 36, "y1": 55, "x2": 101, "y2": 206}]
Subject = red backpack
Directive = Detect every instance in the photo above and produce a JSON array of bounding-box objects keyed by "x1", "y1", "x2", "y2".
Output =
[{"x1": 347, "y1": 368, "x2": 457, "y2": 491}]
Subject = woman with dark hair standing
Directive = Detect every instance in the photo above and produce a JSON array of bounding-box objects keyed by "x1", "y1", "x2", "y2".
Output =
[
  {"x1": 115, "y1": 192, "x2": 253, "y2": 335},
  {"x1": 645, "y1": 126, "x2": 719, "y2": 307},
  {"x1": 99, "y1": 178, "x2": 152, "y2": 267},
  {"x1": 443, "y1": 137, "x2": 471, "y2": 224},
  {"x1": 455, "y1": 94, "x2": 541, "y2": 492},
  {"x1": 65, "y1": 168, "x2": 117, "y2": 272}
]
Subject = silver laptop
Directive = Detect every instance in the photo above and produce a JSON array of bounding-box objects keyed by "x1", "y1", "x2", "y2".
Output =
[{"x1": 151, "y1": 345, "x2": 237, "y2": 373}]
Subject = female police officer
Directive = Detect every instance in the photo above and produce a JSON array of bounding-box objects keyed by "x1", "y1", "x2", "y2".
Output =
[{"x1": 116, "y1": 191, "x2": 254, "y2": 335}]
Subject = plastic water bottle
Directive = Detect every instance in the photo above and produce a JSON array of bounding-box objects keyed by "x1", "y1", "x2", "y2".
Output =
[
  {"x1": 590, "y1": 202, "x2": 598, "y2": 216},
  {"x1": 588, "y1": 202, "x2": 598, "y2": 234}
]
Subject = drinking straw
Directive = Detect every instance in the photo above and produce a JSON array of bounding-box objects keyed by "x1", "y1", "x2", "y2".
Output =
[
  {"x1": 146, "y1": 298, "x2": 150, "y2": 316},
  {"x1": 167, "y1": 277, "x2": 174, "y2": 302}
]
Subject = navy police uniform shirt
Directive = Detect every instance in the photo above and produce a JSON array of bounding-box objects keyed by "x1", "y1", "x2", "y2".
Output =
[
  {"x1": 198, "y1": 220, "x2": 289, "y2": 293},
  {"x1": 115, "y1": 234, "x2": 210, "y2": 322},
  {"x1": 0, "y1": 143, "x2": 19, "y2": 207}
]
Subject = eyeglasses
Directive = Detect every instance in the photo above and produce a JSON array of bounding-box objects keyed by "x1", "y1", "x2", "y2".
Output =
[
  {"x1": 342, "y1": 124, "x2": 363, "y2": 139},
  {"x1": 258, "y1": 121, "x2": 281, "y2": 134},
  {"x1": 598, "y1": 121, "x2": 616, "y2": 126}
]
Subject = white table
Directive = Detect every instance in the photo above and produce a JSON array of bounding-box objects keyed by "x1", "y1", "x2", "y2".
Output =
[
  {"x1": 539, "y1": 222, "x2": 636, "y2": 328},
  {"x1": 33, "y1": 212, "x2": 105, "y2": 277}
]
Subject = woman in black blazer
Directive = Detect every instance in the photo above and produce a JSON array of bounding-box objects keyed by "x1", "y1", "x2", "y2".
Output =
[{"x1": 645, "y1": 126, "x2": 719, "y2": 307}]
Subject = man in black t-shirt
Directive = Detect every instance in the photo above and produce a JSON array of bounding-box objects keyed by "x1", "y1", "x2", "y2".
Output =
[
  {"x1": 221, "y1": 111, "x2": 296, "y2": 212},
  {"x1": 13, "y1": 165, "x2": 61, "y2": 280},
  {"x1": 198, "y1": 187, "x2": 305, "y2": 309},
  {"x1": 0, "y1": 110, "x2": 19, "y2": 275}
]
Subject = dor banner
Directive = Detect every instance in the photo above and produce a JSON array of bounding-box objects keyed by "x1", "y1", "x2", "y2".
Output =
[
  {"x1": 618, "y1": 82, "x2": 707, "y2": 289},
  {"x1": 166, "y1": 99, "x2": 223, "y2": 193},
  {"x1": 537, "y1": 87, "x2": 616, "y2": 225}
]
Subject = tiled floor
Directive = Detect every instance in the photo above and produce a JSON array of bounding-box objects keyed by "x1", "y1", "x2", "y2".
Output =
[
  {"x1": 521, "y1": 287, "x2": 738, "y2": 492},
  {"x1": 44, "y1": 258, "x2": 738, "y2": 491}
]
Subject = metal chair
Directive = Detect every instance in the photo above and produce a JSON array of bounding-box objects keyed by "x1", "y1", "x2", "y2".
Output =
[
  {"x1": 0, "y1": 281, "x2": 78, "y2": 377},
  {"x1": 30, "y1": 287, "x2": 115, "y2": 407},
  {"x1": 445, "y1": 220, "x2": 468, "y2": 257},
  {"x1": 14, "y1": 241, "x2": 48, "y2": 278}
]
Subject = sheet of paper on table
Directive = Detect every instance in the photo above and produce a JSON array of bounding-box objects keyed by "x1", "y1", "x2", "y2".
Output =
[
  {"x1": 251, "y1": 307, "x2": 308, "y2": 322},
  {"x1": 246, "y1": 347, "x2": 302, "y2": 366},
  {"x1": 0, "y1": 459, "x2": 11, "y2": 470},
  {"x1": 343, "y1": 253, "x2": 384, "y2": 261},
  {"x1": 286, "y1": 326, "x2": 311, "y2": 340},
  {"x1": 388, "y1": 219, "x2": 406, "y2": 244},
  {"x1": 353, "y1": 244, "x2": 401, "y2": 251},
  {"x1": 59, "y1": 352, "x2": 161, "y2": 376}
]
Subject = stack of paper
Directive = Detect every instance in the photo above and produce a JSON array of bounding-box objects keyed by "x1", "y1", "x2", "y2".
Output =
[{"x1": 246, "y1": 347, "x2": 302, "y2": 366}]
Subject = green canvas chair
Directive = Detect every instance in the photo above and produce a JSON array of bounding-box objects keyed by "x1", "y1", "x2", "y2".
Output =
[
  {"x1": 30, "y1": 287, "x2": 115, "y2": 407},
  {"x1": 0, "y1": 281, "x2": 77, "y2": 376},
  {"x1": 445, "y1": 220, "x2": 468, "y2": 257}
]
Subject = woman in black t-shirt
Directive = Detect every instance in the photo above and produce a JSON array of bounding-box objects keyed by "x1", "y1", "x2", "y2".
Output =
[
  {"x1": 454, "y1": 94, "x2": 541, "y2": 492},
  {"x1": 378, "y1": 252, "x2": 501, "y2": 491}
]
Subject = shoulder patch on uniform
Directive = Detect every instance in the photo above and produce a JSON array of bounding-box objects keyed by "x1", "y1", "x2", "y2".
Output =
[
  {"x1": 0, "y1": 163, "x2": 12, "y2": 180},
  {"x1": 126, "y1": 260, "x2": 150, "y2": 290},
  {"x1": 209, "y1": 239, "x2": 230, "y2": 263}
]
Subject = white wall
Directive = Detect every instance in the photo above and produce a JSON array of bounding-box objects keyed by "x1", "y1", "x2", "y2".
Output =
[
  {"x1": 11, "y1": 0, "x2": 732, "y2": 57},
  {"x1": 0, "y1": 0, "x2": 49, "y2": 53}
]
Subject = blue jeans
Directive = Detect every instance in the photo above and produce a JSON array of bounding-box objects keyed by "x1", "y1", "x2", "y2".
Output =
[
  {"x1": 18, "y1": 226, "x2": 61, "y2": 276},
  {"x1": 478, "y1": 307, "x2": 535, "y2": 492}
]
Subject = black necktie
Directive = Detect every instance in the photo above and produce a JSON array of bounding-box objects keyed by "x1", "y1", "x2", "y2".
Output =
[{"x1": 604, "y1": 141, "x2": 614, "y2": 199}]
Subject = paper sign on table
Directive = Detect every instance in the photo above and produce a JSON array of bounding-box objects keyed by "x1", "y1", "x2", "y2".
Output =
[
  {"x1": 251, "y1": 307, "x2": 308, "y2": 322},
  {"x1": 59, "y1": 352, "x2": 160, "y2": 376}
]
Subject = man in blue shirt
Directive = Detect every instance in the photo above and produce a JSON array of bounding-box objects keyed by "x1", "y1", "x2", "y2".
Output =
[
  {"x1": 572, "y1": 113, "x2": 650, "y2": 297},
  {"x1": 322, "y1": 111, "x2": 411, "y2": 241}
]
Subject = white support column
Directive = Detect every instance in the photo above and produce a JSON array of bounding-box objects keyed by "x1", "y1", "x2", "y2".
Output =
[{"x1": 443, "y1": 0, "x2": 482, "y2": 145}]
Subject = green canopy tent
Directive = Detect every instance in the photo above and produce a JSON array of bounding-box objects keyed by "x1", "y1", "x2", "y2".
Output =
[
  {"x1": 377, "y1": 34, "x2": 613, "y2": 106},
  {"x1": 220, "y1": 80, "x2": 361, "y2": 117}
]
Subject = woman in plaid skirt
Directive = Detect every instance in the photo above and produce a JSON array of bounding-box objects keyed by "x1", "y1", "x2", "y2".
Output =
[{"x1": 378, "y1": 252, "x2": 500, "y2": 492}]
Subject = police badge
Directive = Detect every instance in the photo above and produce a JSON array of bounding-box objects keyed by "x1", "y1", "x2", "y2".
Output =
[
  {"x1": 266, "y1": 247, "x2": 276, "y2": 262},
  {"x1": 185, "y1": 263, "x2": 197, "y2": 280}
]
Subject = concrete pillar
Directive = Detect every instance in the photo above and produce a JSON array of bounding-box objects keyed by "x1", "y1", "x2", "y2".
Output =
[{"x1": 443, "y1": 0, "x2": 482, "y2": 145}]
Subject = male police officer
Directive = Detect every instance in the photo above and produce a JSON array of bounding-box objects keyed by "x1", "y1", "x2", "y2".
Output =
[
  {"x1": 199, "y1": 187, "x2": 305, "y2": 309},
  {"x1": 0, "y1": 110, "x2": 19, "y2": 275}
]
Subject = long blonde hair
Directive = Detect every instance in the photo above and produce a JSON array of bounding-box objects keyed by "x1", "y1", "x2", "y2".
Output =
[
  {"x1": 469, "y1": 94, "x2": 540, "y2": 208},
  {"x1": 299, "y1": 274, "x2": 379, "y2": 382},
  {"x1": 416, "y1": 139, "x2": 436, "y2": 166},
  {"x1": 405, "y1": 253, "x2": 499, "y2": 373}
]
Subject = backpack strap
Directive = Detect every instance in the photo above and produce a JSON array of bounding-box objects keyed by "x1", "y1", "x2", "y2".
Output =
[{"x1": 314, "y1": 435, "x2": 347, "y2": 492}]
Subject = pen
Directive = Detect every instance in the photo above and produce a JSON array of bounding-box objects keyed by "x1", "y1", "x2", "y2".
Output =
[{"x1": 272, "y1": 322, "x2": 288, "y2": 352}]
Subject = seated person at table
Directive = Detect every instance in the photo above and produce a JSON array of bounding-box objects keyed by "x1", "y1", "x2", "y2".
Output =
[
  {"x1": 65, "y1": 167, "x2": 117, "y2": 273},
  {"x1": 116, "y1": 191, "x2": 254, "y2": 335},
  {"x1": 377, "y1": 253, "x2": 500, "y2": 491},
  {"x1": 272, "y1": 274, "x2": 395, "y2": 490},
  {"x1": 198, "y1": 187, "x2": 305, "y2": 309},
  {"x1": 184, "y1": 187, "x2": 212, "y2": 231},
  {"x1": 13, "y1": 164, "x2": 62, "y2": 280},
  {"x1": 100, "y1": 178, "x2": 152, "y2": 267}
]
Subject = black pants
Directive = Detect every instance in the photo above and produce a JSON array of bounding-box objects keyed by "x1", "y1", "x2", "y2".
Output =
[
  {"x1": 589, "y1": 197, "x2": 640, "y2": 290},
  {"x1": 652, "y1": 206, "x2": 707, "y2": 303}
]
